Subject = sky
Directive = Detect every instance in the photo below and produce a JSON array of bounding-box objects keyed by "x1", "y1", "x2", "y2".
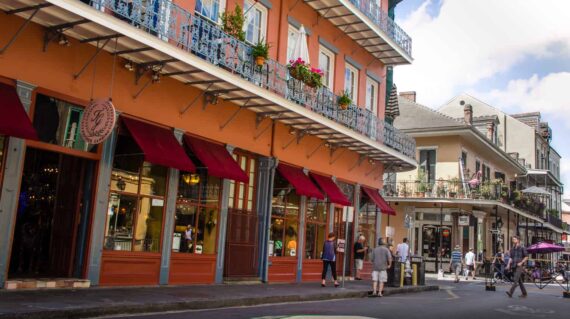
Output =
[{"x1": 393, "y1": 0, "x2": 570, "y2": 200}]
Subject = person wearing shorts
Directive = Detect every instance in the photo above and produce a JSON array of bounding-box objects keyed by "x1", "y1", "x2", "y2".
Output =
[
  {"x1": 354, "y1": 235, "x2": 367, "y2": 280},
  {"x1": 449, "y1": 245, "x2": 463, "y2": 283},
  {"x1": 371, "y1": 238, "x2": 392, "y2": 297},
  {"x1": 464, "y1": 248, "x2": 476, "y2": 280}
]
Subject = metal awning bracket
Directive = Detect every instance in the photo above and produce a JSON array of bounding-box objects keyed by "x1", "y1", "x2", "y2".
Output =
[
  {"x1": 0, "y1": 5, "x2": 46, "y2": 55},
  {"x1": 307, "y1": 141, "x2": 326, "y2": 159},
  {"x1": 73, "y1": 38, "x2": 111, "y2": 79},
  {"x1": 348, "y1": 154, "x2": 366, "y2": 172},
  {"x1": 179, "y1": 82, "x2": 216, "y2": 115},
  {"x1": 329, "y1": 147, "x2": 347, "y2": 165}
]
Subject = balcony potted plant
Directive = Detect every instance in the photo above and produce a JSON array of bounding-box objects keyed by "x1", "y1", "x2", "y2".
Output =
[
  {"x1": 337, "y1": 90, "x2": 352, "y2": 110},
  {"x1": 448, "y1": 177, "x2": 460, "y2": 198},
  {"x1": 221, "y1": 4, "x2": 246, "y2": 42},
  {"x1": 436, "y1": 178, "x2": 446, "y2": 198},
  {"x1": 252, "y1": 40, "x2": 271, "y2": 67},
  {"x1": 305, "y1": 67, "x2": 324, "y2": 88},
  {"x1": 287, "y1": 57, "x2": 310, "y2": 82},
  {"x1": 481, "y1": 183, "x2": 492, "y2": 199},
  {"x1": 500, "y1": 185, "x2": 509, "y2": 203}
]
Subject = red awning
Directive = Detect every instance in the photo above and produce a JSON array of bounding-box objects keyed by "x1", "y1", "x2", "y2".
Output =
[
  {"x1": 277, "y1": 164, "x2": 324, "y2": 200},
  {"x1": 0, "y1": 83, "x2": 38, "y2": 140},
  {"x1": 121, "y1": 117, "x2": 195, "y2": 172},
  {"x1": 183, "y1": 135, "x2": 248, "y2": 183},
  {"x1": 362, "y1": 186, "x2": 396, "y2": 216},
  {"x1": 310, "y1": 173, "x2": 351, "y2": 206}
]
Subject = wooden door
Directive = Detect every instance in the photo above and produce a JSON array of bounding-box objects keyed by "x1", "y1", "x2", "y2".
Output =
[{"x1": 49, "y1": 154, "x2": 85, "y2": 277}]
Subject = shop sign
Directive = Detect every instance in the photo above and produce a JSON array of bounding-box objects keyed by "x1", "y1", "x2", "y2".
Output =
[
  {"x1": 442, "y1": 229, "x2": 450, "y2": 238},
  {"x1": 342, "y1": 207, "x2": 354, "y2": 222},
  {"x1": 458, "y1": 216, "x2": 470, "y2": 226},
  {"x1": 404, "y1": 214, "x2": 414, "y2": 229},
  {"x1": 561, "y1": 233, "x2": 567, "y2": 242},
  {"x1": 80, "y1": 99, "x2": 117, "y2": 144},
  {"x1": 337, "y1": 239, "x2": 346, "y2": 253}
]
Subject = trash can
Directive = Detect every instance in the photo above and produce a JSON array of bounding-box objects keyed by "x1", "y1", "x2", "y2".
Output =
[
  {"x1": 411, "y1": 256, "x2": 425, "y2": 286},
  {"x1": 388, "y1": 261, "x2": 402, "y2": 287}
]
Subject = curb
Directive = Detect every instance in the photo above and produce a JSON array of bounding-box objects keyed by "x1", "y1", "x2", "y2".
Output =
[{"x1": 0, "y1": 285, "x2": 439, "y2": 319}]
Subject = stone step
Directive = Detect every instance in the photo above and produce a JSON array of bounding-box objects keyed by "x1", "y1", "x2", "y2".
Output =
[{"x1": 5, "y1": 278, "x2": 90, "y2": 290}]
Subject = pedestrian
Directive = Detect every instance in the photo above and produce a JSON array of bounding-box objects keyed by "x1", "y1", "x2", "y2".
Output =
[
  {"x1": 492, "y1": 248, "x2": 505, "y2": 279},
  {"x1": 505, "y1": 235, "x2": 528, "y2": 298},
  {"x1": 370, "y1": 237, "x2": 392, "y2": 297},
  {"x1": 449, "y1": 245, "x2": 463, "y2": 283},
  {"x1": 396, "y1": 238, "x2": 410, "y2": 263},
  {"x1": 321, "y1": 232, "x2": 339, "y2": 287},
  {"x1": 354, "y1": 235, "x2": 367, "y2": 280},
  {"x1": 464, "y1": 248, "x2": 476, "y2": 280}
]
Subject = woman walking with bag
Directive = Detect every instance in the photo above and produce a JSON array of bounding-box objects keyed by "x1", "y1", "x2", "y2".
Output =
[{"x1": 321, "y1": 232, "x2": 340, "y2": 287}]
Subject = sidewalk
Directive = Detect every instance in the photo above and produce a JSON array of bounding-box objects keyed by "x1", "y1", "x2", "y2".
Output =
[{"x1": 0, "y1": 280, "x2": 439, "y2": 319}]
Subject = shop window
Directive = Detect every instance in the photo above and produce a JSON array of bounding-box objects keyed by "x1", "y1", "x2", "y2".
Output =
[
  {"x1": 270, "y1": 173, "x2": 300, "y2": 257},
  {"x1": 421, "y1": 225, "x2": 451, "y2": 259},
  {"x1": 357, "y1": 203, "x2": 377, "y2": 258},
  {"x1": 173, "y1": 167, "x2": 221, "y2": 254},
  {"x1": 105, "y1": 132, "x2": 167, "y2": 253},
  {"x1": 32, "y1": 94, "x2": 96, "y2": 153},
  {"x1": 243, "y1": 0, "x2": 267, "y2": 45},
  {"x1": 304, "y1": 199, "x2": 327, "y2": 259},
  {"x1": 228, "y1": 153, "x2": 256, "y2": 212}
]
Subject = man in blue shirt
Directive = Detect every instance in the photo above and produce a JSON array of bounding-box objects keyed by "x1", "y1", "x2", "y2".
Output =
[{"x1": 449, "y1": 245, "x2": 463, "y2": 283}]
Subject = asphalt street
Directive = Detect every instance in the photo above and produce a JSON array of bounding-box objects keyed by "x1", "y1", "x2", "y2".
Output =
[{"x1": 97, "y1": 281, "x2": 569, "y2": 319}]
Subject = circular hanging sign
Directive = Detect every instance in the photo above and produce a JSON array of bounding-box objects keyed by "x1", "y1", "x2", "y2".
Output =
[
  {"x1": 442, "y1": 229, "x2": 450, "y2": 238},
  {"x1": 80, "y1": 99, "x2": 116, "y2": 144}
]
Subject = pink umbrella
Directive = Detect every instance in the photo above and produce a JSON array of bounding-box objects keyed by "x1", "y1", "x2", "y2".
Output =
[{"x1": 526, "y1": 242, "x2": 565, "y2": 254}]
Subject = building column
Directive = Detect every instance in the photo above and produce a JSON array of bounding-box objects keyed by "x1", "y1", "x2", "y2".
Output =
[
  {"x1": 158, "y1": 129, "x2": 183, "y2": 285},
  {"x1": 86, "y1": 123, "x2": 118, "y2": 285},
  {"x1": 214, "y1": 178, "x2": 231, "y2": 283},
  {"x1": 256, "y1": 156, "x2": 277, "y2": 283},
  {"x1": 352, "y1": 185, "x2": 361, "y2": 242},
  {"x1": 376, "y1": 209, "x2": 382, "y2": 244},
  {"x1": 0, "y1": 81, "x2": 35, "y2": 288},
  {"x1": 328, "y1": 203, "x2": 335, "y2": 233},
  {"x1": 296, "y1": 195, "x2": 307, "y2": 283}
]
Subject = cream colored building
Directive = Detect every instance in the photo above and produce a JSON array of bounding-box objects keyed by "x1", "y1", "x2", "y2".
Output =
[{"x1": 383, "y1": 95, "x2": 565, "y2": 272}]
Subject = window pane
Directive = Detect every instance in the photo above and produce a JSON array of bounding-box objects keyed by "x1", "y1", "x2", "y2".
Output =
[
  {"x1": 174, "y1": 203, "x2": 197, "y2": 253},
  {"x1": 306, "y1": 200, "x2": 327, "y2": 223},
  {"x1": 111, "y1": 133, "x2": 142, "y2": 193},
  {"x1": 32, "y1": 94, "x2": 96, "y2": 152},
  {"x1": 228, "y1": 180, "x2": 235, "y2": 208},
  {"x1": 284, "y1": 217, "x2": 298, "y2": 257},
  {"x1": 134, "y1": 197, "x2": 164, "y2": 252},
  {"x1": 304, "y1": 224, "x2": 316, "y2": 259},
  {"x1": 105, "y1": 193, "x2": 136, "y2": 251},
  {"x1": 319, "y1": 52, "x2": 331, "y2": 88},
  {"x1": 270, "y1": 217, "x2": 285, "y2": 256},
  {"x1": 198, "y1": 207, "x2": 218, "y2": 254},
  {"x1": 315, "y1": 223, "x2": 326, "y2": 259},
  {"x1": 140, "y1": 162, "x2": 167, "y2": 196},
  {"x1": 287, "y1": 26, "x2": 299, "y2": 61}
]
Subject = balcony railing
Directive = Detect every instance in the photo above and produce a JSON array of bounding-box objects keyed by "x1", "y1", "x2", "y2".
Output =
[
  {"x1": 383, "y1": 179, "x2": 553, "y2": 220},
  {"x1": 86, "y1": 0, "x2": 415, "y2": 159},
  {"x1": 348, "y1": 0, "x2": 412, "y2": 57}
]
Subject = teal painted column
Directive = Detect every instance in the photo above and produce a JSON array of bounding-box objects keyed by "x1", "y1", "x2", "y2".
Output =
[
  {"x1": 215, "y1": 177, "x2": 231, "y2": 283},
  {"x1": 257, "y1": 157, "x2": 277, "y2": 283},
  {"x1": 86, "y1": 119, "x2": 118, "y2": 285},
  {"x1": 353, "y1": 185, "x2": 361, "y2": 241},
  {"x1": 296, "y1": 195, "x2": 307, "y2": 282},
  {"x1": 0, "y1": 81, "x2": 35, "y2": 288},
  {"x1": 159, "y1": 129, "x2": 183, "y2": 285}
]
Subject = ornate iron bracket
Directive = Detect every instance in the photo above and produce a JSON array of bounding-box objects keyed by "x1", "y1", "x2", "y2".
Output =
[
  {"x1": 0, "y1": 4, "x2": 51, "y2": 54},
  {"x1": 348, "y1": 154, "x2": 367, "y2": 172}
]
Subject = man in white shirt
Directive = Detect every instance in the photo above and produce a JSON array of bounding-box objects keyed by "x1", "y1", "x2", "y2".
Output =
[
  {"x1": 396, "y1": 238, "x2": 410, "y2": 263},
  {"x1": 464, "y1": 248, "x2": 476, "y2": 280}
]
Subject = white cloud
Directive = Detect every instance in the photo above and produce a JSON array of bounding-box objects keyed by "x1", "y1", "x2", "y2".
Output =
[{"x1": 394, "y1": 0, "x2": 570, "y2": 108}]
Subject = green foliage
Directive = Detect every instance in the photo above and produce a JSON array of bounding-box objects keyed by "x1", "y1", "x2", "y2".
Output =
[
  {"x1": 221, "y1": 5, "x2": 246, "y2": 41},
  {"x1": 252, "y1": 39, "x2": 271, "y2": 59},
  {"x1": 337, "y1": 90, "x2": 352, "y2": 107}
]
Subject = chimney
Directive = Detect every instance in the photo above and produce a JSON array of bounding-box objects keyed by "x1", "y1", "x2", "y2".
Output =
[
  {"x1": 399, "y1": 91, "x2": 416, "y2": 102},
  {"x1": 463, "y1": 104, "x2": 473, "y2": 125},
  {"x1": 486, "y1": 122, "x2": 495, "y2": 140}
]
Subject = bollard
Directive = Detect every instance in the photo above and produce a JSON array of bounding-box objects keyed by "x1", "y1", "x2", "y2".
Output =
[
  {"x1": 412, "y1": 264, "x2": 418, "y2": 286},
  {"x1": 400, "y1": 263, "x2": 405, "y2": 287}
]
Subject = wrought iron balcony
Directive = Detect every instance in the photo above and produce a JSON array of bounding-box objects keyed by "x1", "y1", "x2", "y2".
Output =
[
  {"x1": 347, "y1": 0, "x2": 412, "y2": 57},
  {"x1": 86, "y1": 0, "x2": 416, "y2": 159},
  {"x1": 383, "y1": 179, "x2": 506, "y2": 201}
]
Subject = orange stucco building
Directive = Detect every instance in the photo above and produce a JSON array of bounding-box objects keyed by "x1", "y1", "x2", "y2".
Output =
[{"x1": 0, "y1": 0, "x2": 415, "y2": 289}]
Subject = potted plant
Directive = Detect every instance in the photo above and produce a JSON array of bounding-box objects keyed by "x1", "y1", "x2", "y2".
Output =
[
  {"x1": 415, "y1": 170, "x2": 428, "y2": 198},
  {"x1": 480, "y1": 183, "x2": 492, "y2": 199},
  {"x1": 305, "y1": 67, "x2": 324, "y2": 88},
  {"x1": 252, "y1": 40, "x2": 271, "y2": 67},
  {"x1": 448, "y1": 177, "x2": 460, "y2": 198},
  {"x1": 337, "y1": 90, "x2": 352, "y2": 110},
  {"x1": 287, "y1": 57, "x2": 310, "y2": 81},
  {"x1": 221, "y1": 4, "x2": 246, "y2": 41}
]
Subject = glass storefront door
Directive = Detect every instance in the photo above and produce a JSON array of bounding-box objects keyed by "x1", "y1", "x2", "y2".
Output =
[{"x1": 9, "y1": 148, "x2": 95, "y2": 278}]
